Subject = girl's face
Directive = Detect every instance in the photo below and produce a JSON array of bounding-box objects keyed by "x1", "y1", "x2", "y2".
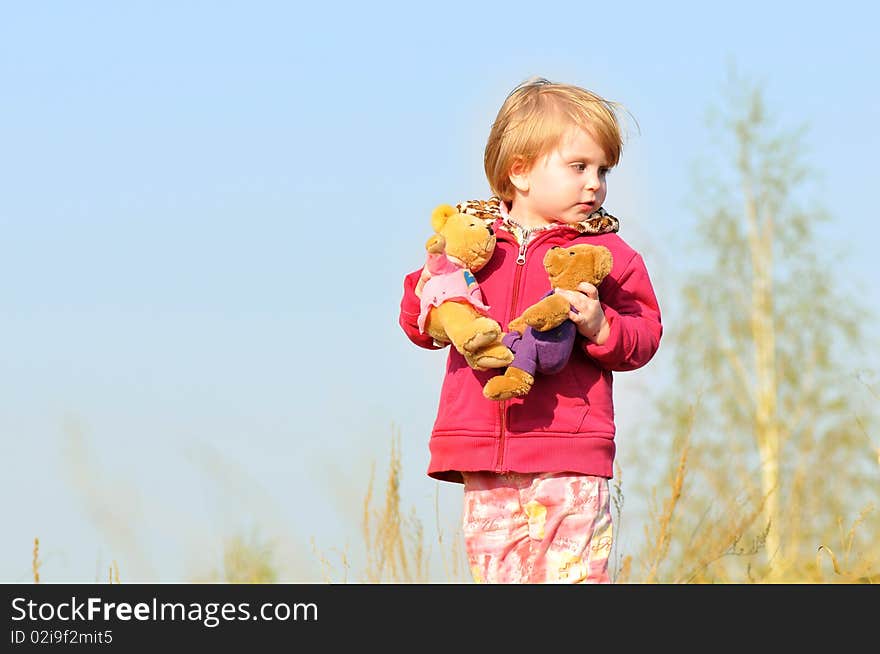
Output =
[{"x1": 508, "y1": 127, "x2": 610, "y2": 228}]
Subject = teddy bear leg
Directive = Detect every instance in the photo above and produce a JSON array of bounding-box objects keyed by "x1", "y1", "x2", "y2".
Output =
[
  {"x1": 462, "y1": 316, "x2": 505, "y2": 352},
  {"x1": 465, "y1": 342, "x2": 514, "y2": 371},
  {"x1": 429, "y1": 301, "x2": 502, "y2": 354},
  {"x1": 482, "y1": 366, "x2": 535, "y2": 401}
]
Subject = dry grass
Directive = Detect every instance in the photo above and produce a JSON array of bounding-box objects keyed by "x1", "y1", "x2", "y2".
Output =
[
  {"x1": 109, "y1": 560, "x2": 121, "y2": 584},
  {"x1": 642, "y1": 432, "x2": 688, "y2": 584},
  {"x1": 31, "y1": 422, "x2": 878, "y2": 583},
  {"x1": 34, "y1": 404, "x2": 876, "y2": 584},
  {"x1": 814, "y1": 506, "x2": 878, "y2": 583},
  {"x1": 360, "y1": 432, "x2": 426, "y2": 582},
  {"x1": 32, "y1": 537, "x2": 41, "y2": 584},
  {"x1": 30, "y1": 537, "x2": 127, "y2": 584},
  {"x1": 34, "y1": 429, "x2": 876, "y2": 583},
  {"x1": 315, "y1": 426, "x2": 467, "y2": 583},
  {"x1": 623, "y1": 431, "x2": 877, "y2": 584},
  {"x1": 354, "y1": 404, "x2": 880, "y2": 584},
  {"x1": 622, "y1": 417, "x2": 878, "y2": 583},
  {"x1": 358, "y1": 429, "x2": 449, "y2": 582},
  {"x1": 193, "y1": 530, "x2": 280, "y2": 584}
]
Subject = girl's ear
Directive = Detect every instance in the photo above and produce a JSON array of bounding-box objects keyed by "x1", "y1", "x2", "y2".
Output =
[{"x1": 508, "y1": 157, "x2": 530, "y2": 193}]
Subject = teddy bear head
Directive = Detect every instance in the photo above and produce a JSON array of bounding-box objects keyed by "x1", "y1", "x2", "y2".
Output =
[
  {"x1": 429, "y1": 204, "x2": 497, "y2": 272},
  {"x1": 543, "y1": 243, "x2": 613, "y2": 291}
]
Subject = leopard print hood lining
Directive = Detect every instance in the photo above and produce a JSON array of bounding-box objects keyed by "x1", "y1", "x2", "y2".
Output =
[{"x1": 455, "y1": 196, "x2": 620, "y2": 236}]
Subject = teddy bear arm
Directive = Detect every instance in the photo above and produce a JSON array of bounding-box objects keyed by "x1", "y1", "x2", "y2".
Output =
[
  {"x1": 522, "y1": 294, "x2": 571, "y2": 331},
  {"x1": 507, "y1": 315, "x2": 527, "y2": 334}
]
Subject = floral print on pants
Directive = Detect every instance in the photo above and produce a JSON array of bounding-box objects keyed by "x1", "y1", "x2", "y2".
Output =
[{"x1": 462, "y1": 471, "x2": 613, "y2": 584}]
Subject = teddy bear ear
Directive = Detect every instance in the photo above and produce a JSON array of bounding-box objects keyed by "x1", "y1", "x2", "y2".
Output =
[
  {"x1": 431, "y1": 204, "x2": 458, "y2": 232},
  {"x1": 594, "y1": 246, "x2": 613, "y2": 281}
]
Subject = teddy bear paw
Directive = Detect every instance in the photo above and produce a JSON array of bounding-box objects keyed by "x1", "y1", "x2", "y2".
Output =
[
  {"x1": 464, "y1": 342, "x2": 514, "y2": 371},
  {"x1": 507, "y1": 316, "x2": 527, "y2": 334},
  {"x1": 482, "y1": 367, "x2": 535, "y2": 401},
  {"x1": 461, "y1": 317, "x2": 503, "y2": 352}
]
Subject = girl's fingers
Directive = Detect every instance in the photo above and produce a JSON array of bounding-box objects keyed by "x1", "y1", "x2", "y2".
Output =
[
  {"x1": 556, "y1": 288, "x2": 590, "y2": 312},
  {"x1": 577, "y1": 282, "x2": 599, "y2": 299},
  {"x1": 556, "y1": 285, "x2": 598, "y2": 301}
]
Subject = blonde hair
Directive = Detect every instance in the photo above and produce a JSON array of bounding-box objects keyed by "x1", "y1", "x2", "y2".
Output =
[{"x1": 484, "y1": 77, "x2": 625, "y2": 202}]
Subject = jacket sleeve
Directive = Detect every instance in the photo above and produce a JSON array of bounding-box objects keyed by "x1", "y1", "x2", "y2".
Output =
[
  {"x1": 581, "y1": 251, "x2": 662, "y2": 371},
  {"x1": 399, "y1": 268, "x2": 446, "y2": 350}
]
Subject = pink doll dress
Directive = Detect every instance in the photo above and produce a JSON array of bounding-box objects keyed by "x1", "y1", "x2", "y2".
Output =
[{"x1": 417, "y1": 253, "x2": 491, "y2": 334}]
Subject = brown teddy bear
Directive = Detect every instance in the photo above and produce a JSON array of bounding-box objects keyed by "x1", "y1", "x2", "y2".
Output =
[
  {"x1": 418, "y1": 204, "x2": 514, "y2": 371},
  {"x1": 482, "y1": 243, "x2": 613, "y2": 400}
]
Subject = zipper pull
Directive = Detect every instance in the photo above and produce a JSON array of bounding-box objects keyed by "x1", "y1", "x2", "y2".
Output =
[{"x1": 516, "y1": 239, "x2": 527, "y2": 265}]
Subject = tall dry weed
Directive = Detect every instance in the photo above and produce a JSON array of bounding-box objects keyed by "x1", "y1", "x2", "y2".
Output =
[
  {"x1": 315, "y1": 425, "x2": 468, "y2": 583},
  {"x1": 361, "y1": 430, "x2": 428, "y2": 582},
  {"x1": 814, "y1": 506, "x2": 878, "y2": 583},
  {"x1": 32, "y1": 537, "x2": 41, "y2": 584}
]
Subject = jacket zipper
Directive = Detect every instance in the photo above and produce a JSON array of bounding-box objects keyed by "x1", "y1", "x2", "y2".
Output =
[
  {"x1": 496, "y1": 230, "x2": 529, "y2": 472},
  {"x1": 495, "y1": 226, "x2": 575, "y2": 472}
]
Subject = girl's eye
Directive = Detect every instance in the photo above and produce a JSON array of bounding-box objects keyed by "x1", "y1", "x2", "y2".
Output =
[
  {"x1": 571, "y1": 163, "x2": 586, "y2": 173},
  {"x1": 599, "y1": 167, "x2": 610, "y2": 177}
]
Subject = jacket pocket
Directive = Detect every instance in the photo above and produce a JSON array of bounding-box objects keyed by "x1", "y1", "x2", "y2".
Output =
[
  {"x1": 507, "y1": 358, "x2": 600, "y2": 434},
  {"x1": 432, "y1": 353, "x2": 496, "y2": 434},
  {"x1": 578, "y1": 367, "x2": 614, "y2": 433}
]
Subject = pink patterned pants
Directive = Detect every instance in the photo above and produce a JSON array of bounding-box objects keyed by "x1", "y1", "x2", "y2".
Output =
[{"x1": 461, "y1": 471, "x2": 613, "y2": 584}]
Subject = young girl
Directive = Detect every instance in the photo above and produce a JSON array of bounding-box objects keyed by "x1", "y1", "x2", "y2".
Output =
[{"x1": 398, "y1": 78, "x2": 662, "y2": 584}]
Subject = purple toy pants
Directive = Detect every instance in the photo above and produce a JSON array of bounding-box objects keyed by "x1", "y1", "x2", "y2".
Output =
[{"x1": 502, "y1": 319, "x2": 576, "y2": 376}]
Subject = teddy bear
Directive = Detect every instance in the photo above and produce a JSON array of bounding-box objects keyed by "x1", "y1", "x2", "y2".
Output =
[
  {"x1": 482, "y1": 243, "x2": 613, "y2": 400},
  {"x1": 418, "y1": 204, "x2": 514, "y2": 371}
]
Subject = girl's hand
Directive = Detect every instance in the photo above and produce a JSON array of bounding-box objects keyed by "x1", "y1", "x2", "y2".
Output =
[{"x1": 554, "y1": 282, "x2": 610, "y2": 345}]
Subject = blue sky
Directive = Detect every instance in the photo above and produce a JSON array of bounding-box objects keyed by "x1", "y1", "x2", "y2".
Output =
[{"x1": 2, "y1": 1, "x2": 878, "y2": 582}]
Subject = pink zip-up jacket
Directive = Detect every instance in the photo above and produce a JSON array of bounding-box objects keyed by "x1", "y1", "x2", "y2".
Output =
[{"x1": 399, "y1": 200, "x2": 662, "y2": 484}]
